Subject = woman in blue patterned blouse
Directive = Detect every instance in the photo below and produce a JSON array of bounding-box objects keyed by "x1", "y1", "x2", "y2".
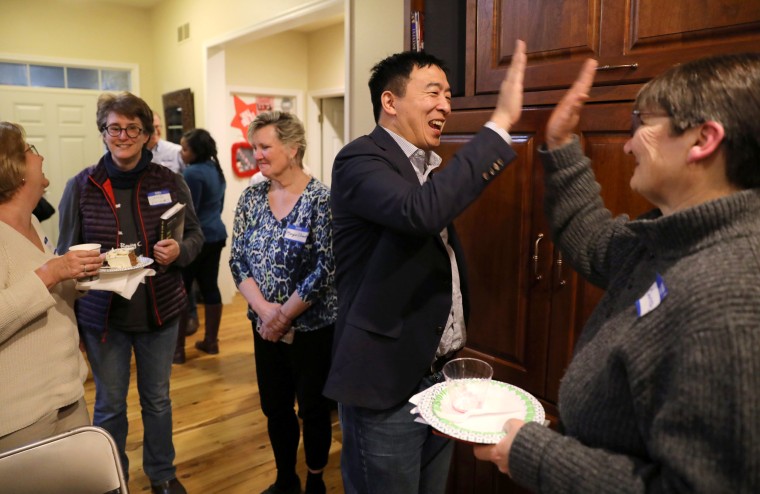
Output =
[{"x1": 229, "y1": 111, "x2": 337, "y2": 494}]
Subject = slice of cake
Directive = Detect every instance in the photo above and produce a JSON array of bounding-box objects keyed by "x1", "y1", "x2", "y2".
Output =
[{"x1": 105, "y1": 247, "x2": 139, "y2": 269}]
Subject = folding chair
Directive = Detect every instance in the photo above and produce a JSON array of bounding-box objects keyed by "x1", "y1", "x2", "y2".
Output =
[{"x1": 0, "y1": 425, "x2": 128, "y2": 493}]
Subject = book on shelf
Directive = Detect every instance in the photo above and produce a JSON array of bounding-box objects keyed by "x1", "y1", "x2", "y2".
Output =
[
  {"x1": 159, "y1": 202, "x2": 185, "y2": 242},
  {"x1": 411, "y1": 10, "x2": 424, "y2": 52}
]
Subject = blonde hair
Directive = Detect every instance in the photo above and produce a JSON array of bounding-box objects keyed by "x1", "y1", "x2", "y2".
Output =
[
  {"x1": 247, "y1": 111, "x2": 307, "y2": 166},
  {"x1": 0, "y1": 122, "x2": 27, "y2": 204}
]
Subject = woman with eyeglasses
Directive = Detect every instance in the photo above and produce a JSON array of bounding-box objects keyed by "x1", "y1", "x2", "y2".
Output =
[
  {"x1": 57, "y1": 92, "x2": 203, "y2": 494},
  {"x1": 0, "y1": 121, "x2": 102, "y2": 453},
  {"x1": 474, "y1": 53, "x2": 760, "y2": 492}
]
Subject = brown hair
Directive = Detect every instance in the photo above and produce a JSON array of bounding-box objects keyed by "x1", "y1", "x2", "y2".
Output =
[
  {"x1": 635, "y1": 52, "x2": 760, "y2": 189},
  {"x1": 96, "y1": 92, "x2": 155, "y2": 137},
  {"x1": 0, "y1": 121, "x2": 28, "y2": 204}
]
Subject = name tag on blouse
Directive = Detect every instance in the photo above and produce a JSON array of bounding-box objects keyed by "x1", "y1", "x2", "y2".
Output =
[
  {"x1": 147, "y1": 189, "x2": 172, "y2": 206},
  {"x1": 636, "y1": 273, "x2": 668, "y2": 317},
  {"x1": 284, "y1": 224, "x2": 309, "y2": 243}
]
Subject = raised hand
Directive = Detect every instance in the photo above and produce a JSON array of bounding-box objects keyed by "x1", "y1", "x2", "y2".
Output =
[
  {"x1": 546, "y1": 58, "x2": 598, "y2": 150},
  {"x1": 490, "y1": 39, "x2": 527, "y2": 132}
]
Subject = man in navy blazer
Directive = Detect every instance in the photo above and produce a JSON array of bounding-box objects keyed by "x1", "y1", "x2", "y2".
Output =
[{"x1": 324, "y1": 41, "x2": 527, "y2": 493}]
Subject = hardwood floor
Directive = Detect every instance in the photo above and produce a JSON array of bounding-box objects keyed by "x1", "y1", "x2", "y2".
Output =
[{"x1": 83, "y1": 294, "x2": 344, "y2": 493}]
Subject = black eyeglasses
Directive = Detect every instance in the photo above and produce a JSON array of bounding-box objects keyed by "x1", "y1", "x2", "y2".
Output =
[
  {"x1": 631, "y1": 110, "x2": 670, "y2": 136},
  {"x1": 25, "y1": 144, "x2": 39, "y2": 156},
  {"x1": 102, "y1": 124, "x2": 143, "y2": 138}
]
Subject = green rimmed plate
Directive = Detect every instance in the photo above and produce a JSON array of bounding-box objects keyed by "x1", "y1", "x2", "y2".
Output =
[{"x1": 418, "y1": 380, "x2": 545, "y2": 444}]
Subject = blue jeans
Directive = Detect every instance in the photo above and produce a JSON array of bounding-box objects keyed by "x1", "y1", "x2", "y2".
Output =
[
  {"x1": 82, "y1": 321, "x2": 179, "y2": 484},
  {"x1": 339, "y1": 374, "x2": 454, "y2": 494}
]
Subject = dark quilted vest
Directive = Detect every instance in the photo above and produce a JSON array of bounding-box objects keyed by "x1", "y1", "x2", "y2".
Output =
[{"x1": 75, "y1": 161, "x2": 186, "y2": 334}]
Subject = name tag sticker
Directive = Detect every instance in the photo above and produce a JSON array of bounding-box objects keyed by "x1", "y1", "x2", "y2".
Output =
[
  {"x1": 636, "y1": 273, "x2": 668, "y2": 317},
  {"x1": 284, "y1": 224, "x2": 309, "y2": 243},
  {"x1": 147, "y1": 190, "x2": 172, "y2": 206}
]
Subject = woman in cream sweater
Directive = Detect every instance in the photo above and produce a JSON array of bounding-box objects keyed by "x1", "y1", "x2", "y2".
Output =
[{"x1": 0, "y1": 121, "x2": 102, "y2": 453}]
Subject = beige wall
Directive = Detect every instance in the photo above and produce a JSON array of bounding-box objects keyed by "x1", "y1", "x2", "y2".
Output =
[
  {"x1": 0, "y1": 0, "x2": 157, "y2": 108},
  {"x1": 148, "y1": 0, "x2": 325, "y2": 125},
  {"x1": 226, "y1": 31, "x2": 309, "y2": 90},
  {"x1": 348, "y1": 0, "x2": 404, "y2": 138},
  {"x1": 307, "y1": 22, "x2": 345, "y2": 90}
]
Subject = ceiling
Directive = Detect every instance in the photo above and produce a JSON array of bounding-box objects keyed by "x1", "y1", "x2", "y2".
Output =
[
  {"x1": 92, "y1": 0, "x2": 163, "y2": 8},
  {"x1": 88, "y1": 0, "x2": 343, "y2": 31}
]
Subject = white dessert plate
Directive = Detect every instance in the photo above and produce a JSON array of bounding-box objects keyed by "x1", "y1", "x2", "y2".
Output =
[
  {"x1": 417, "y1": 380, "x2": 545, "y2": 444},
  {"x1": 99, "y1": 256, "x2": 154, "y2": 273}
]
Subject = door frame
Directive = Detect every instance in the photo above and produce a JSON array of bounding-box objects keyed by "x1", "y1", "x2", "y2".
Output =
[{"x1": 307, "y1": 86, "x2": 345, "y2": 182}]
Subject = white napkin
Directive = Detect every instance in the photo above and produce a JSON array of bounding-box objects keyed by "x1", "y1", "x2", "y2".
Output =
[{"x1": 76, "y1": 269, "x2": 156, "y2": 300}]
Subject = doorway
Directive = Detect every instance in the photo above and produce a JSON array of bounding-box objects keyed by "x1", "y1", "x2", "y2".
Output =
[{"x1": 319, "y1": 96, "x2": 344, "y2": 186}]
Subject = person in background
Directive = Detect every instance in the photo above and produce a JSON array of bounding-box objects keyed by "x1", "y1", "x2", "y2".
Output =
[
  {"x1": 173, "y1": 128, "x2": 227, "y2": 363},
  {"x1": 32, "y1": 195, "x2": 55, "y2": 222},
  {"x1": 322, "y1": 41, "x2": 526, "y2": 494},
  {"x1": 0, "y1": 121, "x2": 101, "y2": 453},
  {"x1": 57, "y1": 92, "x2": 203, "y2": 494},
  {"x1": 474, "y1": 53, "x2": 760, "y2": 492},
  {"x1": 148, "y1": 111, "x2": 185, "y2": 174},
  {"x1": 230, "y1": 111, "x2": 337, "y2": 494}
]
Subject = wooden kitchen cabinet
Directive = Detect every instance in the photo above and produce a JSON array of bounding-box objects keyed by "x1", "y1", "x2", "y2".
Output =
[{"x1": 477, "y1": 0, "x2": 760, "y2": 95}]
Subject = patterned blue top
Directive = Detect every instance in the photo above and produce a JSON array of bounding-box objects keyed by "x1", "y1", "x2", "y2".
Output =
[{"x1": 229, "y1": 177, "x2": 337, "y2": 331}]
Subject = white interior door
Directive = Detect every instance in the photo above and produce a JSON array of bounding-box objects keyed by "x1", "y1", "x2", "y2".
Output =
[
  {"x1": 320, "y1": 96, "x2": 344, "y2": 187},
  {"x1": 0, "y1": 88, "x2": 103, "y2": 247}
]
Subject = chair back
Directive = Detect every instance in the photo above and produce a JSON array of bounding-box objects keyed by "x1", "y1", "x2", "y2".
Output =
[{"x1": 0, "y1": 425, "x2": 128, "y2": 493}]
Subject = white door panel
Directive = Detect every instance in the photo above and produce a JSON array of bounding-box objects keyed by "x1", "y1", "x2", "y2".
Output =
[
  {"x1": 320, "y1": 96, "x2": 344, "y2": 187},
  {"x1": 0, "y1": 88, "x2": 103, "y2": 247}
]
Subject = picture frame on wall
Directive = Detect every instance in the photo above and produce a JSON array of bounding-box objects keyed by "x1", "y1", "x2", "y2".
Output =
[{"x1": 228, "y1": 88, "x2": 304, "y2": 178}]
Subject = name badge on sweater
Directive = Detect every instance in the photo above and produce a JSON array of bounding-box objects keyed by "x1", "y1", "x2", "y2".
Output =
[
  {"x1": 636, "y1": 273, "x2": 668, "y2": 317},
  {"x1": 147, "y1": 189, "x2": 172, "y2": 206},
  {"x1": 284, "y1": 224, "x2": 309, "y2": 243}
]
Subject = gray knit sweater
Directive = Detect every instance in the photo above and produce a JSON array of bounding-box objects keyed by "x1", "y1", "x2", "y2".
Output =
[{"x1": 509, "y1": 138, "x2": 760, "y2": 493}]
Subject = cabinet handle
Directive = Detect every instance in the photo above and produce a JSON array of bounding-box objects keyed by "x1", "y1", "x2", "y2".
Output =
[
  {"x1": 596, "y1": 63, "x2": 638, "y2": 71},
  {"x1": 533, "y1": 233, "x2": 544, "y2": 281},
  {"x1": 555, "y1": 250, "x2": 567, "y2": 287}
]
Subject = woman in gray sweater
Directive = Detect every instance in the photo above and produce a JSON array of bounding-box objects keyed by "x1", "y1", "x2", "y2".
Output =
[{"x1": 475, "y1": 53, "x2": 760, "y2": 492}]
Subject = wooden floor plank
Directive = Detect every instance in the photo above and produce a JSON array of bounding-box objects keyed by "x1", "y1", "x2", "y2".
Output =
[{"x1": 84, "y1": 294, "x2": 344, "y2": 493}]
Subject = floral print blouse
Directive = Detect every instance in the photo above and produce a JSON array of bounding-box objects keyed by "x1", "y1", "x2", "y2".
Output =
[{"x1": 229, "y1": 177, "x2": 337, "y2": 332}]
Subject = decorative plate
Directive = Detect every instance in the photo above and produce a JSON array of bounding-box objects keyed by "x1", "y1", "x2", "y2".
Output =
[
  {"x1": 417, "y1": 380, "x2": 545, "y2": 444},
  {"x1": 99, "y1": 256, "x2": 154, "y2": 273}
]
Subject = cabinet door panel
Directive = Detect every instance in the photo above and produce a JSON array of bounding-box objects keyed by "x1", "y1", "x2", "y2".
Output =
[
  {"x1": 545, "y1": 103, "x2": 653, "y2": 402},
  {"x1": 633, "y1": 0, "x2": 760, "y2": 41},
  {"x1": 438, "y1": 131, "x2": 551, "y2": 396},
  {"x1": 497, "y1": 0, "x2": 594, "y2": 60},
  {"x1": 476, "y1": 0, "x2": 760, "y2": 94},
  {"x1": 477, "y1": 0, "x2": 600, "y2": 93}
]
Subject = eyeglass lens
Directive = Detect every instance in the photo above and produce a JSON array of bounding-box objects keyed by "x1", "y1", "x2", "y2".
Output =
[
  {"x1": 631, "y1": 111, "x2": 644, "y2": 136},
  {"x1": 631, "y1": 111, "x2": 671, "y2": 136},
  {"x1": 26, "y1": 144, "x2": 39, "y2": 156},
  {"x1": 105, "y1": 125, "x2": 142, "y2": 138}
]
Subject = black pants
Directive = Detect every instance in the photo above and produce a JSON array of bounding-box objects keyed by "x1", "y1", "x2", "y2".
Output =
[
  {"x1": 253, "y1": 324, "x2": 334, "y2": 473},
  {"x1": 181, "y1": 240, "x2": 224, "y2": 305}
]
